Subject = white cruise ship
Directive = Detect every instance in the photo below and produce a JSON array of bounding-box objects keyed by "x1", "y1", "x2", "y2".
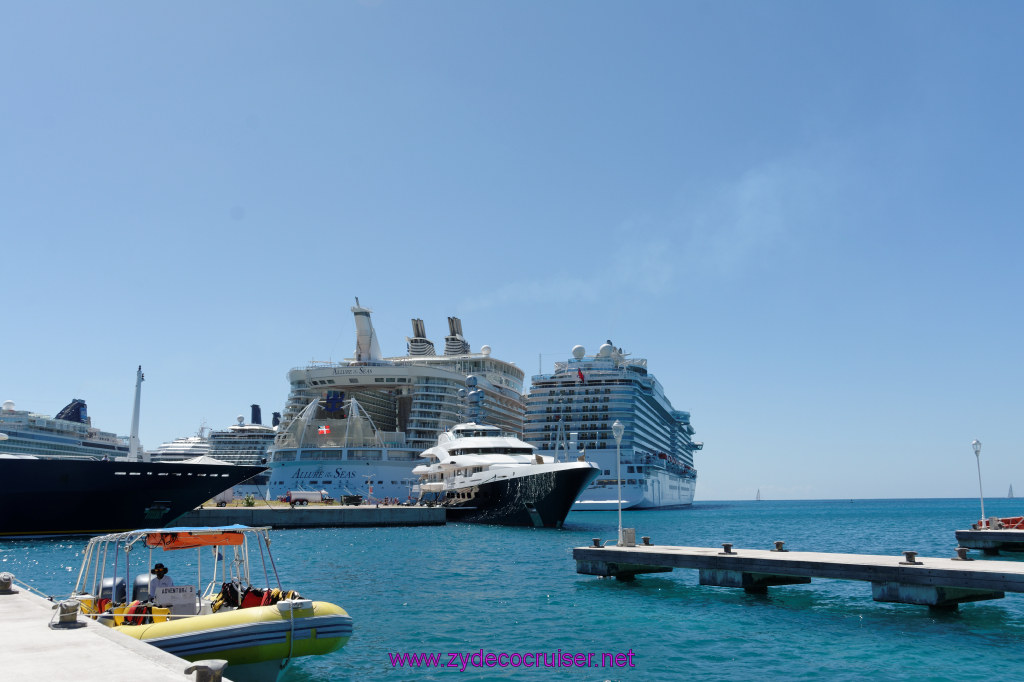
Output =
[
  {"x1": 524, "y1": 342, "x2": 703, "y2": 510},
  {"x1": 207, "y1": 406, "x2": 278, "y2": 467},
  {"x1": 152, "y1": 405, "x2": 277, "y2": 499},
  {"x1": 0, "y1": 399, "x2": 132, "y2": 460},
  {"x1": 267, "y1": 300, "x2": 525, "y2": 502},
  {"x1": 149, "y1": 428, "x2": 211, "y2": 462}
]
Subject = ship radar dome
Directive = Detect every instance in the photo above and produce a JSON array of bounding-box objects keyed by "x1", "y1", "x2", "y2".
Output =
[
  {"x1": 466, "y1": 375, "x2": 478, "y2": 388},
  {"x1": 481, "y1": 345, "x2": 491, "y2": 356},
  {"x1": 598, "y1": 343, "x2": 613, "y2": 357},
  {"x1": 1, "y1": 400, "x2": 13, "y2": 411},
  {"x1": 571, "y1": 345, "x2": 585, "y2": 359},
  {"x1": 237, "y1": 415, "x2": 245, "y2": 425}
]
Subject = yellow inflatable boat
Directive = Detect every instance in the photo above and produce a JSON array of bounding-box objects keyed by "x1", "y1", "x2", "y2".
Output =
[{"x1": 72, "y1": 525, "x2": 352, "y2": 681}]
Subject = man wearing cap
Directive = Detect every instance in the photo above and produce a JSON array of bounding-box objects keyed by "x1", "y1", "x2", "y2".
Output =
[{"x1": 150, "y1": 563, "x2": 174, "y2": 591}]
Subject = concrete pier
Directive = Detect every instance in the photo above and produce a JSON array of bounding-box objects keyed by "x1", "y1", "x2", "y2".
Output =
[
  {"x1": 176, "y1": 504, "x2": 445, "y2": 529},
  {"x1": 573, "y1": 542, "x2": 1024, "y2": 609},
  {"x1": 0, "y1": 576, "x2": 222, "y2": 680},
  {"x1": 954, "y1": 528, "x2": 1024, "y2": 555}
]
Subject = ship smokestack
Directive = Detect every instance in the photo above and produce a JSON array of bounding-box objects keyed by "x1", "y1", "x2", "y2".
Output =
[
  {"x1": 251, "y1": 404, "x2": 262, "y2": 425},
  {"x1": 407, "y1": 318, "x2": 436, "y2": 356},
  {"x1": 444, "y1": 316, "x2": 470, "y2": 355},
  {"x1": 272, "y1": 412, "x2": 281, "y2": 427}
]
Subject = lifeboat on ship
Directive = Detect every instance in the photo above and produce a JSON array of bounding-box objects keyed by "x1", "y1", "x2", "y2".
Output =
[
  {"x1": 972, "y1": 516, "x2": 1024, "y2": 530},
  {"x1": 72, "y1": 525, "x2": 352, "y2": 681}
]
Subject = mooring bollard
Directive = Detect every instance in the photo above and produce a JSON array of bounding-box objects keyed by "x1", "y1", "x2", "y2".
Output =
[
  {"x1": 642, "y1": 536, "x2": 651, "y2": 546},
  {"x1": 0, "y1": 572, "x2": 14, "y2": 593},
  {"x1": 592, "y1": 538, "x2": 601, "y2": 547},
  {"x1": 185, "y1": 659, "x2": 229, "y2": 682},
  {"x1": 772, "y1": 541, "x2": 788, "y2": 552},
  {"x1": 720, "y1": 543, "x2": 736, "y2": 555},
  {"x1": 49, "y1": 599, "x2": 84, "y2": 629},
  {"x1": 900, "y1": 551, "x2": 922, "y2": 565},
  {"x1": 952, "y1": 546, "x2": 973, "y2": 561}
]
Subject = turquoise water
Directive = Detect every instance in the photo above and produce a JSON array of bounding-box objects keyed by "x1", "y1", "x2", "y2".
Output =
[{"x1": 5, "y1": 498, "x2": 1024, "y2": 680}]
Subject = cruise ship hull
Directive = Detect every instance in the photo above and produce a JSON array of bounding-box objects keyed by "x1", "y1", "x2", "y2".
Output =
[
  {"x1": 573, "y1": 470, "x2": 696, "y2": 510},
  {"x1": 427, "y1": 465, "x2": 600, "y2": 528},
  {"x1": 571, "y1": 452, "x2": 696, "y2": 511},
  {"x1": 0, "y1": 459, "x2": 267, "y2": 538},
  {"x1": 268, "y1": 457, "x2": 421, "y2": 503}
]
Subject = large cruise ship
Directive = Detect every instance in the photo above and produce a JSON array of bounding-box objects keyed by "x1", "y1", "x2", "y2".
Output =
[
  {"x1": 267, "y1": 300, "x2": 525, "y2": 502},
  {"x1": 0, "y1": 368, "x2": 266, "y2": 537},
  {"x1": 524, "y1": 342, "x2": 703, "y2": 510},
  {"x1": 152, "y1": 405, "x2": 277, "y2": 500},
  {"x1": 0, "y1": 398, "x2": 132, "y2": 460}
]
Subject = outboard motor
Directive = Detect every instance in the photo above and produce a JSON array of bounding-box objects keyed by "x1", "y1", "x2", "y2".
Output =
[
  {"x1": 132, "y1": 573, "x2": 152, "y2": 602},
  {"x1": 100, "y1": 576, "x2": 126, "y2": 604}
]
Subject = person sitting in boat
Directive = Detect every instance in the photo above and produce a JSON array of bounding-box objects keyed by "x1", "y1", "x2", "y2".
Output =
[{"x1": 150, "y1": 563, "x2": 174, "y2": 591}]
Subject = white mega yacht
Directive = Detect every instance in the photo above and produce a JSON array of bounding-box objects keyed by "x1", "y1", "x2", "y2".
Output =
[{"x1": 413, "y1": 422, "x2": 599, "y2": 527}]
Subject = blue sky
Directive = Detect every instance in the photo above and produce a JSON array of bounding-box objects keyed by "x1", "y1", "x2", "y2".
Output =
[{"x1": 2, "y1": 2, "x2": 1022, "y2": 500}]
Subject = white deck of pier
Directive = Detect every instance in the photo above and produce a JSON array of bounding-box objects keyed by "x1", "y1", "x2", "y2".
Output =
[
  {"x1": 0, "y1": 583, "x2": 224, "y2": 681},
  {"x1": 574, "y1": 542, "x2": 1024, "y2": 608}
]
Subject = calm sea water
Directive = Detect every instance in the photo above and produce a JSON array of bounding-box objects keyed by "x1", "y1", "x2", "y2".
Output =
[{"x1": 4, "y1": 498, "x2": 1024, "y2": 681}]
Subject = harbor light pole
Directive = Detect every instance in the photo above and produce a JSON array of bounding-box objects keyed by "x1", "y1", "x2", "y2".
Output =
[
  {"x1": 612, "y1": 420, "x2": 624, "y2": 545},
  {"x1": 972, "y1": 440, "x2": 986, "y2": 526}
]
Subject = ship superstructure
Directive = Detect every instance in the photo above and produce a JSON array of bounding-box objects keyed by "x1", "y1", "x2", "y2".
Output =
[
  {"x1": 524, "y1": 342, "x2": 703, "y2": 509},
  {"x1": 207, "y1": 405, "x2": 278, "y2": 467},
  {"x1": 0, "y1": 399, "x2": 132, "y2": 460},
  {"x1": 267, "y1": 300, "x2": 525, "y2": 502}
]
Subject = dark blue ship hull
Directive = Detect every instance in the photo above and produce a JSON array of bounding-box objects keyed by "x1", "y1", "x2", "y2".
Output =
[{"x1": 0, "y1": 458, "x2": 267, "y2": 537}]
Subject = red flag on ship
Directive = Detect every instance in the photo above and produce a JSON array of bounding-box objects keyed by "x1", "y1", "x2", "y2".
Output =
[
  {"x1": 318, "y1": 424, "x2": 330, "y2": 435},
  {"x1": 577, "y1": 369, "x2": 585, "y2": 383}
]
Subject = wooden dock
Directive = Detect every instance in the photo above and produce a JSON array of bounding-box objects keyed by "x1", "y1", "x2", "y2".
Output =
[{"x1": 573, "y1": 539, "x2": 1024, "y2": 609}]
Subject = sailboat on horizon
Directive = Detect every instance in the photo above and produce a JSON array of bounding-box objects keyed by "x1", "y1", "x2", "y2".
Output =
[
  {"x1": 1010, "y1": 484, "x2": 1015, "y2": 499},
  {"x1": 756, "y1": 489, "x2": 762, "y2": 501}
]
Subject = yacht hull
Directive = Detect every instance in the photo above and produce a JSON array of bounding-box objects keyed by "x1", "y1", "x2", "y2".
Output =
[
  {"x1": 433, "y1": 465, "x2": 599, "y2": 528},
  {"x1": 0, "y1": 459, "x2": 267, "y2": 537}
]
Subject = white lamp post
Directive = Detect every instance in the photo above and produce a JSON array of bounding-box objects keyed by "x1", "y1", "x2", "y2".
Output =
[
  {"x1": 612, "y1": 419, "x2": 624, "y2": 545},
  {"x1": 972, "y1": 439, "x2": 986, "y2": 526}
]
